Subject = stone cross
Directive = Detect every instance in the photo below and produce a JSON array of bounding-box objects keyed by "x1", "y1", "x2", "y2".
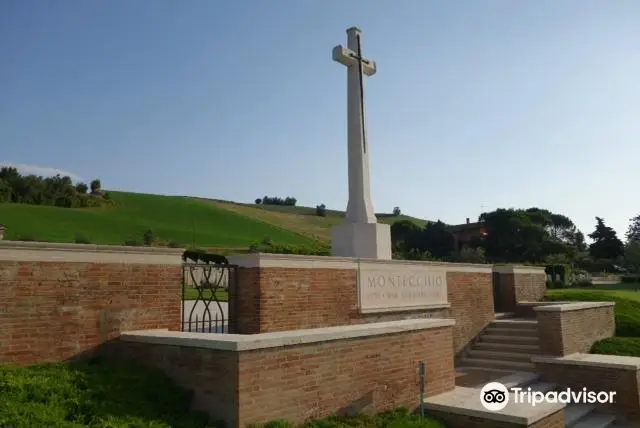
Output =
[
  {"x1": 332, "y1": 27, "x2": 377, "y2": 224},
  {"x1": 331, "y1": 27, "x2": 392, "y2": 260}
]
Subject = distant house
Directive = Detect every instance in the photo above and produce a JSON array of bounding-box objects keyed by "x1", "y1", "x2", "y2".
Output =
[{"x1": 446, "y1": 218, "x2": 487, "y2": 251}]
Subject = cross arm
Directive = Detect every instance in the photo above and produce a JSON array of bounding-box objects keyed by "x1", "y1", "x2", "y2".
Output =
[{"x1": 332, "y1": 45, "x2": 377, "y2": 76}]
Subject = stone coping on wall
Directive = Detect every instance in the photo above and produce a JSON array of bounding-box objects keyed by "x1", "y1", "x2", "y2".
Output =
[
  {"x1": 0, "y1": 240, "x2": 185, "y2": 264},
  {"x1": 532, "y1": 353, "x2": 640, "y2": 370},
  {"x1": 533, "y1": 302, "x2": 615, "y2": 312},
  {"x1": 492, "y1": 264, "x2": 547, "y2": 275},
  {"x1": 227, "y1": 252, "x2": 493, "y2": 273},
  {"x1": 120, "y1": 318, "x2": 456, "y2": 351}
]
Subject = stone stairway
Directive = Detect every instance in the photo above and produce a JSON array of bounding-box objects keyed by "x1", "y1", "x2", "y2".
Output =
[
  {"x1": 525, "y1": 377, "x2": 627, "y2": 427},
  {"x1": 425, "y1": 371, "x2": 634, "y2": 427},
  {"x1": 460, "y1": 319, "x2": 540, "y2": 372}
]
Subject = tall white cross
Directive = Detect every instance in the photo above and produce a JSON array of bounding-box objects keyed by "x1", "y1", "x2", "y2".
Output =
[{"x1": 332, "y1": 27, "x2": 377, "y2": 225}]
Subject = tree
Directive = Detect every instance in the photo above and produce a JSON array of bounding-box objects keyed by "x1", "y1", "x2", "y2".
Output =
[
  {"x1": 420, "y1": 221, "x2": 455, "y2": 259},
  {"x1": 90, "y1": 179, "x2": 102, "y2": 194},
  {"x1": 76, "y1": 182, "x2": 88, "y2": 194},
  {"x1": 255, "y1": 198, "x2": 262, "y2": 204},
  {"x1": 143, "y1": 229, "x2": 155, "y2": 246},
  {"x1": 315, "y1": 204, "x2": 327, "y2": 217},
  {"x1": 393, "y1": 206, "x2": 401, "y2": 216},
  {"x1": 624, "y1": 241, "x2": 640, "y2": 275},
  {"x1": 627, "y1": 215, "x2": 640, "y2": 243},
  {"x1": 588, "y1": 217, "x2": 624, "y2": 261}
]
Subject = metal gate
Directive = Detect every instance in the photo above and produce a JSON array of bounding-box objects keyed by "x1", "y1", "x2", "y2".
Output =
[{"x1": 181, "y1": 253, "x2": 237, "y2": 333}]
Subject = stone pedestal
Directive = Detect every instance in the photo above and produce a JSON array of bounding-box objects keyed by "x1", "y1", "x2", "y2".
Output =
[{"x1": 331, "y1": 222, "x2": 392, "y2": 259}]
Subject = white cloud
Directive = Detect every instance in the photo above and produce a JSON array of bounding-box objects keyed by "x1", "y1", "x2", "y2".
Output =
[{"x1": 0, "y1": 163, "x2": 84, "y2": 182}]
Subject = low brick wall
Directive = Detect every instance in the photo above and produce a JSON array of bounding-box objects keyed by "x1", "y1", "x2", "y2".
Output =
[
  {"x1": 104, "y1": 319, "x2": 456, "y2": 428},
  {"x1": 533, "y1": 353, "x2": 640, "y2": 423},
  {"x1": 0, "y1": 241, "x2": 183, "y2": 366},
  {"x1": 534, "y1": 302, "x2": 615, "y2": 356},
  {"x1": 493, "y1": 265, "x2": 547, "y2": 313},
  {"x1": 227, "y1": 253, "x2": 495, "y2": 354}
]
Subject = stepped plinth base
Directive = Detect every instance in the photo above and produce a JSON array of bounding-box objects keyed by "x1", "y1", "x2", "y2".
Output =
[{"x1": 331, "y1": 222, "x2": 391, "y2": 260}]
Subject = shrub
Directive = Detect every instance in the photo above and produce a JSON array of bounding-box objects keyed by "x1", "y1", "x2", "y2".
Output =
[
  {"x1": 315, "y1": 204, "x2": 327, "y2": 217},
  {"x1": 74, "y1": 233, "x2": 91, "y2": 244},
  {"x1": 16, "y1": 234, "x2": 36, "y2": 242},
  {"x1": 90, "y1": 179, "x2": 102, "y2": 194},
  {"x1": 75, "y1": 182, "x2": 88, "y2": 194},
  {"x1": 168, "y1": 240, "x2": 181, "y2": 248},
  {"x1": 248, "y1": 240, "x2": 330, "y2": 256},
  {"x1": 143, "y1": 229, "x2": 155, "y2": 246},
  {"x1": 255, "y1": 198, "x2": 262, "y2": 204},
  {"x1": 123, "y1": 239, "x2": 141, "y2": 246},
  {"x1": 393, "y1": 206, "x2": 401, "y2": 216},
  {"x1": 592, "y1": 337, "x2": 640, "y2": 357}
]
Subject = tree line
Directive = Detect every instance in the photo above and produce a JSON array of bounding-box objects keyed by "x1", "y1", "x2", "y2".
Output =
[
  {"x1": 0, "y1": 167, "x2": 108, "y2": 208},
  {"x1": 391, "y1": 207, "x2": 640, "y2": 275},
  {"x1": 254, "y1": 196, "x2": 297, "y2": 206}
]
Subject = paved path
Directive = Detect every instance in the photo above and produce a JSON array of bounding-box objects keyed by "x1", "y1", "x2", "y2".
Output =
[{"x1": 182, "y1": 301, "x2": 228, "y2": 333}]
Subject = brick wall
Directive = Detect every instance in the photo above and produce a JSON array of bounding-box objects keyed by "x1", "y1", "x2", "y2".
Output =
[
  {"x1": 493, "y1": 266, "x2": 547, "y2": 313},
  {"x1": 0, "y1": 242, "x2": 183, "y2": 366},
  {"x1": 105, "y1": 321, "x2": 456, "y2": 428},
  {"x1": 228, "y1": 256, "x2": 494, "y2": 354},
  {"x1": 426, "y1": 410, "x2": 564, "y2": 428},
  {"x1": 534, "y1": 356, "x2": 640, "y2": 423},
  {"x1": 535, "y1": 303, "x2": 615, "y2": 356}
]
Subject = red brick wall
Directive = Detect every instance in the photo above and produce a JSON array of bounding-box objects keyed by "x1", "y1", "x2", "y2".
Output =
[
  {"x1": 229, "y1": 267, "x2": 494, "y2": 354},
  {"x1": 493, "y1": 271, "x2": 546, "y2": 313},
  {"x1": 0, "y1": 261, "x2": 181, "y2": 366},
  {"x1": 536, "y1": 362, "x2": 640, "y2": 423},
  {"x1": 106, "y1": 326, "x2": 455, "y2": 428},
  {"x1": 536, "y1": 305, "x2": 615, "y2": 356}
]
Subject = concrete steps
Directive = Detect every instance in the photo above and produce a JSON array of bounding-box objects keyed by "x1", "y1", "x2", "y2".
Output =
[
  {"x1": 426, "y1": 372, "x2": 623, "y2": 428},
  {"x1": 460, "y1": 319, "x2": 541, "y2": 372}
]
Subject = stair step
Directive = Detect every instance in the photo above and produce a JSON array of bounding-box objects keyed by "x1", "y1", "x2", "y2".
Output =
[
  {"x1": 481, "y1": 334, "x2": 539, "y2": 344},
  {"x1": 570, "y1": 412, "x2": 616, "y2": 428},
  {"x1": 493, "y1": 371, "x2": 539, "y2": 389},
  {"x1": 474, "y1": 342, "x2": 541, "y2": 353},
  {"x1": 565, "y1": 404, "x2": 596, "y2": 426},
  {"x1": 524, "y1": 381, "x2": 557, "y2": 394},
  {"x1": 491, "y1": 319, "x2": 538, "y2": 329},
  {"x1": 485, "y1": 327, "x2": 539, "y2": 337},
  {"x1": 460, "y1": 358, "x2": 535, "y2": 371},
  {"x1": 468, "y1": 349, "x2": 533, "y2": 362}
]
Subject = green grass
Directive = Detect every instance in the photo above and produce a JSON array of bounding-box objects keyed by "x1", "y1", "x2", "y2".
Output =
[
  {"x1": 182, "y1": 287, "x2": 228, "y2": 301},
  {"x1": 591, "y1": 337, "x2": 640, "y2": 357},
  {"x1": 0, "y1": 191, "x2": 319, "y2": 247},
  {"x1": 0, "y1": 361, "x2": 446, "y2": 428},
  {"x1": 252, "y1": 408, "x2": 447, "y2": 428},
  {"x1": 545, "y1": 290, "x2": 640, "y2": 337},
  {"x1": 0, "y1": 360, "x2": 211, "y2": 428}
]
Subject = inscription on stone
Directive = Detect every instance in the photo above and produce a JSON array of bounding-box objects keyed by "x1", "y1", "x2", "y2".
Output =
[{"x1": 358, "y1": 263, "x2": 448, "y2": 312}]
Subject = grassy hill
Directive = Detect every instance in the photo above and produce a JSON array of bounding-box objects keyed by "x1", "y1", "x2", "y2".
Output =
[{"x1": 0, "y1": 191, "x2": 427, "y2": 250}]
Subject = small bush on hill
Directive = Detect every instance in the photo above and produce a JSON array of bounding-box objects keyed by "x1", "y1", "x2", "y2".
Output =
[
  {"x1": 315, "y1": 204, "x2": 327, "y2": 217},
  {"x1": 74, "y1": 233, "x2": 91, "y2": 244},
  {"x1": 545, "y1": 291, "x2": 640, "y2": 337}
]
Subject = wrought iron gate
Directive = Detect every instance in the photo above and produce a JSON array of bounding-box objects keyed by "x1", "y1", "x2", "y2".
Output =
[{"x1": 181, "y1": 253, "x2": 237, "y2": 333}]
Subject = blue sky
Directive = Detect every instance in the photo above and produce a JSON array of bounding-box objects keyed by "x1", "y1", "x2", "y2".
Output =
[{"x1": 1, "y1": 0, "x2": 638, "y2": 240}]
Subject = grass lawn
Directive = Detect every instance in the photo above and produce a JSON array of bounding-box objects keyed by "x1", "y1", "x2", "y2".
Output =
[
  {"x1": 250, "y1": 409, "x2": 447, "y2": 428},
  {"x1": 546, "y1": 287, "x2": 640, "y2": 356},
  {"x1": 0, "y1": 360, "x2": 447, "y2": 428},
  {"x1": 182, "y1": 287, "x2": 229, "y2": 301},
  {"x1": 0, "y1": 359, "x2": 211, "y2": 428},
  {"x1": 0, "y1": 191, "x2": 318, "y2": 248}
]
